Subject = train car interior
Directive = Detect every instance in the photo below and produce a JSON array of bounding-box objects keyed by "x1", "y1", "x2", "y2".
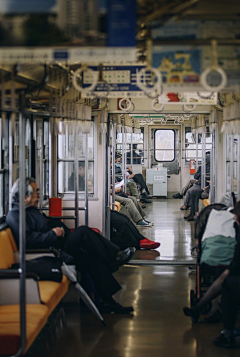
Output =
[{"x1": 0, "y1": 1, "x2": 240, "y2": 356}]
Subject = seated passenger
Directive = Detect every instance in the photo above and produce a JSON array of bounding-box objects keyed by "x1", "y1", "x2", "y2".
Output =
[
  {"x1": 180, "y1": 152, "x2": 210, "y2": 210},
  {"x1": 184, "y1": 185, "x2": 210, "y2": 221},
  {"x1": 7, "y1": 177, "x2": 135, "y2": 314},
  {"x1": 126, "y1": 167, "x2": 152, "y2": 203},
  {"x1": 110, "y1": 210, "x2": 160, "y2": 250},
  {"x1": 172, "y1": 179, "x2": 197, "y2": 199},
  {"x1": 183, "y1": 202, "x2": 240, "y2": 349},
  {"x1": 114, "y1": 187, "x2": 152, "y2": 227}
]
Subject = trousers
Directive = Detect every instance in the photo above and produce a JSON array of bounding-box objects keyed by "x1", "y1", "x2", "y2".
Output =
[
  {"x1": 115, "y1": 194, "x2": 145, "y2": 223},
  {"x1": 221, "y1": 275, "x2": 240, "y2": 331},
  {"x1": 110, "y1": 210, "x2": 145, "y2": 250},
  {"x1": 58, "y1": 226, "x2": 121, "y2": 300}
]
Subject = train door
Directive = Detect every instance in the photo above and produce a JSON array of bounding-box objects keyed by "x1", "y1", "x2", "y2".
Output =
[{"x1": 148, "y1": 125, "x2": 180, "y2": 197}]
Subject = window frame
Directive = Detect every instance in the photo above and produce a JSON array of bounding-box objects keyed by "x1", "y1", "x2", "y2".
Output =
[{"x1": 154, "y1": 128, "x2": 175, "y2": 162}]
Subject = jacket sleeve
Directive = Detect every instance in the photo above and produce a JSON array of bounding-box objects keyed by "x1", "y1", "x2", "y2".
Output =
[{"x1": 25, "y1": 227, "x2": 60, "y2": 249}]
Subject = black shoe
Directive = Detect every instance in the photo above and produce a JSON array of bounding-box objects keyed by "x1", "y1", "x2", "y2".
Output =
[
  {"x1": 184, "y1": 214, "x2": 191, "y2": 220},
  {"x1": 99, "y1": 300, "x2": 134, "y2": 314},
  {"x1": 141, "y1": 192, "x2": 152, "y2": 199},
  {"x1": 172, "y1": 193, "x2": 183, "y2": 199},
  {"x1": 187, "y1": 215, "x2": 195, "y2": 222},
  {"x1": 213, "y1": 334, "x2": 236, "y2": 349},
  {"x1": 183, "y1": 307, "x2": 199, "y2": 322},
  {"x1": 116, "y1": 247, "x2": 136, "y2": 265},
  {"x1": 141, "y1": 198, "x2": 153, "y2": 203}
]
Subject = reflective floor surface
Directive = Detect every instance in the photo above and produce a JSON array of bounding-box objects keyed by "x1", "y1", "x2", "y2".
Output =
[
  {"x1": 133, "y1": 198, "x2": 195, "y2": 262},
  {"x1": 39, "y1": 198, "x2": 240, "y2": 357}
]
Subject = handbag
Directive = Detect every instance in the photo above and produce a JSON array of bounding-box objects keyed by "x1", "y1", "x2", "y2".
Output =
[{"x1": 11, "y1": 256, "x2": 63, "y2": 282}]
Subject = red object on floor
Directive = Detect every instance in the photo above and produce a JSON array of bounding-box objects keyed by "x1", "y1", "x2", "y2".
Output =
[
  {"x1": 139, "y1": 238, "x2": 160, "y2": 250},
  {"x1": 49, "y1": 197, "x2": 62, "y2": 217}
]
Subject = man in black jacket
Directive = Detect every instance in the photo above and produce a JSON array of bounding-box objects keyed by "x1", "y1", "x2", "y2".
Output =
[{"x1": 6, "y1": 177, "x2": 135, "y2": 314}]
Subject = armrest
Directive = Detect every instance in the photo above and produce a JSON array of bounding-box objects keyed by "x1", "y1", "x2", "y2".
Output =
[
  {"x1": 0, "y1": 270, "x2": 39, "y2": 280},
  {"x1": 0, "y1": 271, "x2": 41, "y2": 305},
  {"x1": 26, "y1": 249, "x2": 53, "y2": 254},
  {"x1": 14, "y1": 250, "x2": 54, "y2": 263}
]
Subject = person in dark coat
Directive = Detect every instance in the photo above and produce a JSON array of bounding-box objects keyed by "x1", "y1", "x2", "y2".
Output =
[
  {"x1": 6, "y1": 177, "x2": 135, "y2": 314},
  {"x1": 183, "y1": 201, "x2": 240, "y2": 349},
  {"x1": 181, "y1": 152, "x2": 210, "y2": 210},
  {"x1": 110, "y1": 210, "x2": 160, "y2": 250}
]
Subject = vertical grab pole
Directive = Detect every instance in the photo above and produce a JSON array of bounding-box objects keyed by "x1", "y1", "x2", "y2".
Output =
[
  {"x1": 230, "y1": 134, "x2": 234, "y2": 195},
  {"x1": 19, "y1": 90, "x2": 26, "y2": 355},
  {"x1": 74, "y1": 120, "x2": 79, "y2": 229},
  {"x1": 201, "y1": 132, "x2": 206, "y2": 189},
  {"x1": 84, "y1": 132, "x2": 89, "y2": 226},
  {"x1": 223, "y1": 133, "x2": 227, "y2": 194},
  {"x1": 102, "y1": 130, "x2": 106, "y2": 237},
  {"x1": 112, "y1": 117, "x2": 116, "y2": 210},
  {"x1": 214, "y1": 116, "x2": 219, "y2": 201},
  {"x1": 210, "y1": 129, "x2": 215, "y2": 203},
  {"x1": 122, "y1": 119, "x2": 127, "y2": 192},
  {"x1": 238, "y1": 134, "x2": 240, "y2": 200}
]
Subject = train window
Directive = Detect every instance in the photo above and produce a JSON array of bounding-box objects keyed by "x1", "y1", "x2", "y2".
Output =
[
  {"x1": 58, "y1": 121, "x2": 95, "y2": 195},
  {"x1": 116, "y1": 128, "x2": 144, "y2": 164},
  {"x1": 184, "y1": 126, "x2": 213, "y2": 162},
  {"x1": 225, "y1": 135, "x2": 238, "y2": 193},
  {"x1": 154, "y1": 129, "x2": 175, "y2": 162}
]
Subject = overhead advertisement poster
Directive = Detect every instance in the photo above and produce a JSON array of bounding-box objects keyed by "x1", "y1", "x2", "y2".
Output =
[
  {"x1": 0, "y1": 0, "x2": 136, "y2": 64},
  {"x1": 152, "y1": 21, "x2": 202, "y2": 92}
]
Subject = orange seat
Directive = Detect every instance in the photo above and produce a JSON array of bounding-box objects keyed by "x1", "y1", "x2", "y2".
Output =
[
  {"x1": 0, "y1": 304, "x2": 49, "y2": 355},
  {"x1": 38, "y1": 275, "x2": 70, "y2": 314}
]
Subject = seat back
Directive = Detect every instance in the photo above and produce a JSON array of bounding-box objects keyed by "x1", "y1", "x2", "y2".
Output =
[{"x1": 0, "y1": 229, "x2": 15, "y2": 269}]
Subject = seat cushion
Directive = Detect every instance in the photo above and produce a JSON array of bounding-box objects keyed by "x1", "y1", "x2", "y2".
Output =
[
  {"x1": 0, "y1": 304, "x2": 49, "y2": 355},
  {"x1": 38, "y1": 275, "x2": 70, "y2": 314}
]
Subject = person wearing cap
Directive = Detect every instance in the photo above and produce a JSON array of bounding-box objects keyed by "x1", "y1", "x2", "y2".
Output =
[{"x1": 183, "y1": 201, "x2": 240, "y2": 349}]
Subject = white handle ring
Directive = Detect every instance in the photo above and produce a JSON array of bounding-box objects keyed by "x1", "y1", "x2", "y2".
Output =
[
  {"x1": 137, "y1": 67, "x2": 162, "y2": 94},
  {"x1": 72, "y1": 67, "x2": 97, "y2": 93},
  {"x1": 152, "y1": 98, "x2": 164, "y2": 112},
  {"x1": 197, "y1": 92, "x2": 214, "y2": 99},
  {"x1": 119, "y1": 98, "x2": 132, "y2": 111},
  {"x1": 183, "y1": 104, "x2": 197, "y2": 112},
  {"x1": 201, "y1": 67, "x2": 227, "y2": 92}
]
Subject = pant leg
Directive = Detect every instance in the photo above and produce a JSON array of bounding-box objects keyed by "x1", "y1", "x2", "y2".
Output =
[
  {"x1": 133, "y1": 174, "x2": 150, "y2": 194},
  {"x1": 184, "y1": 184, "x2": 201, "y2": 207},
  {"x1": 60, "y1": 226, "x2": 120, "y2": 268},
  {"x1": 115, "y1": 195, "x2": 143, "y2": 223},
  {"x1": 180, "y1": 179, "x2": 196, "y2": 196},
  {"x1": 110, "y1": 210, "x2": 144, "y2": 249},
  {"x1": 127, "y1": 181, "x2": 139, "y2": 199},
  {"x1": 190, "y1": 189, "x2": 203, "y2": 216},
  {"x1": 221, "y1": 275, "x2": 240, "y2": 331},
  {"x1": 58, "y1": 226, "x2": 121, "y2": 300},
  {"x1": 128, "y1": 196, "x2": 146, "y2": 218}
]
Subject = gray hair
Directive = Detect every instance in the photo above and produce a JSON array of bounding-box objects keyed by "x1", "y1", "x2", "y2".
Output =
[{"x1": 11, "y1": 177, "x2": 36, "y2": 204}]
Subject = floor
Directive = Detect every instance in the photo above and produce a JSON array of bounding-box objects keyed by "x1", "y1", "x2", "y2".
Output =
[{"x1": 45, "y1": 199, "x2": 240, "y2": 357}]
